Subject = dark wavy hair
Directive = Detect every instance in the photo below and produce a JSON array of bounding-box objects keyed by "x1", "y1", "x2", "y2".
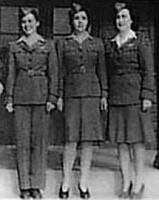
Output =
[
  {"x1": 19, "y1": 8, "x2": 39, "y2": 22},
  {"x1": 114, "y1": 1, "x2": 139, "y2": 31},
  {"x1": 69, "y1": 2, "x2": 91, "y2": 32}
]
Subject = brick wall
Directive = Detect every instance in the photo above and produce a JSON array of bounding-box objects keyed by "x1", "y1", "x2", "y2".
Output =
[{"x1": 0, "y1": 1, "x2": 157, "y2": 146}]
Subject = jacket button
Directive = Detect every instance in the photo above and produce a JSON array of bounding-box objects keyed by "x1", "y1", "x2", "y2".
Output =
[
  {"x1": 28, "y1": 69, "x2": 34, "y2": 76},
  {"x1": 80, "y1": 65, "x2": 86, "y2": 74},
  {"x1": 28, "y1": 58, "x2": 32, "y2": 63},
  {"x1": 78, "y1": 45, "x2": 82, "y2": 51},
  {"x1": 116, "y1": 57, "x2": 120, "y2": 61}
]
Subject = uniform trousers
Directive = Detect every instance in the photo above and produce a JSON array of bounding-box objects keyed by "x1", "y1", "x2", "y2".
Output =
[{"x1": 14, "y1": 105, "x2": 49, "y2": 190}]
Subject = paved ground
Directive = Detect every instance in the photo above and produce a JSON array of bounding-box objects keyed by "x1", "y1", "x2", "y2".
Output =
[{"x1": 0, "y1": 146, "x2": 158, "y2": 199}]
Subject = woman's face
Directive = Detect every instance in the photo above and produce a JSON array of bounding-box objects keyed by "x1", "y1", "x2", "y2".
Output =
[
  {"x1": 73, "y1": 11, "x2": 88, "y2": 33},
  {"x1": 116, "y1": 8, "x2": 132, "y2": 32},
  {"x1": 21, "y1": 13, "x2": 39, "y2": 36}
]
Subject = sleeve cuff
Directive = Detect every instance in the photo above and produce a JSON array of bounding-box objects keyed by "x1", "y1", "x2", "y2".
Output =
[
  {"x1": 0, "y1": 81, "x2": 4, "y2": 88},
  {"x1": 48, "y1": 94, "x2": 57, "y2": 105},
  {"x1": 5, "y1": 96, "x2": 13, "y2": 104},
  {"x1": 101, "y1": 90, "x2": 107, "y2": 98},
  {"x1": 0, "y1": 80, "x2": 4, "y2": 86},
  {"x1": 58, "y1": 89, "x2": 64, "y2": 98},
  {"x1": 141, "y1": 89, "x2": 154, "y2": 102}
]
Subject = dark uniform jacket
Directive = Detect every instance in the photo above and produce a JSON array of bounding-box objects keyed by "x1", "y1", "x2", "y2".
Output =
[
  {"x1": 57, "y1": 35, "x2": 107, "y2": 98},
  {"x1": 105, "y1": 33, "x2": 154, "y2": 105},
  {"x1": 0, "y1": 59, "x2": 6, "y2": 85},
  {"x1": 6, "y1": 35, "x2": 58, "y2": 105}
]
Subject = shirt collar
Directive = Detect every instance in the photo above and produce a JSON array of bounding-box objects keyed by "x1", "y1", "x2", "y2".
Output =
[
  {"x1": 111, "y1": 30, "x2": 137, "y2": 46},
  {"x1": 66, "y1": 32, "x2": 93, "y2": 41},
  {"x1": 16, "y1": 34, "x2": 45, "y2": 44}
]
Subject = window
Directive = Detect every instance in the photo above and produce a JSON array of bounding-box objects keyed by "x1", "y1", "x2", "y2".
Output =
[
  {"x1": 0, "y1": 7, "x2": 19, "y2": 48},
  {"x1": 53, "y1": 8, "x2": 71, "y2": 40}
]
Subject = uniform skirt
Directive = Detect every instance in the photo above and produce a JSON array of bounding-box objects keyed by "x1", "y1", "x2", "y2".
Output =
[
  {"x1": 64, "y1": 97, "x2": 104, "y2": 142},
  {"x1": 108, "y1": 104, "x2": 155, "y2": 144}
]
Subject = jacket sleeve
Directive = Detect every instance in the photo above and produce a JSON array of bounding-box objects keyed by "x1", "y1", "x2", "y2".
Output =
[
  {"x1": 139, "y1": 35, "x2": 155, "y2": 102},
  {"x1": 0, "y1": 59, "x2": 5, "y2": 86},
  {"x1": 47, "y1": 40, "x2": 58, "y2": 104},
  {"x1": 5, "y1": 42, "x2": 16, "y2": 104},
  {"x1": 56, "y1": 39, "x2": 65, "y2": 98},
  {"x1": 96, "y1": 38, "x2": 108, "y2": 98}
]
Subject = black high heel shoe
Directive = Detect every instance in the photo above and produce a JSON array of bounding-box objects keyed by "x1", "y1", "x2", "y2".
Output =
[
  {"x1": 153, "y1": 155, "x2": 159, "y2": 169},
  {"x1": 30, "y1": 189, "x2": 42, "y2": 199},
  {"x1": 78, "y1": 184, "x2": 90, "y2": 199},
  {"x1": 130, "y1": 184, "x2": 145, "y2": 199},
  {"x1": 59, "y1": 185, "x2": 69, "y2": 199},
  {"x1": 119, "y1": 181, "x2": 133, "y2": 199},
  {"x1": 20, "y1": 189, "x2": 30, "y2": 199}
]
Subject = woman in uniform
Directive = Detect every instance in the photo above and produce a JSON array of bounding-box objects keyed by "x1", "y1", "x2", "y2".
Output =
[
  {"x1": 5, "y1": 8, "x2": 58, "y2": 199},
  {"x1": 57, "y1": 2, "x2": 107, "y2": 199},
  {"x1": 105, "y1": 2, "x2": 155, "y2": 199}
]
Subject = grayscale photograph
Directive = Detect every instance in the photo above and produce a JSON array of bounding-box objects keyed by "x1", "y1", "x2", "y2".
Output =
[{"x1": 0, "y1": 0, "x2": 158, "y2": 199}]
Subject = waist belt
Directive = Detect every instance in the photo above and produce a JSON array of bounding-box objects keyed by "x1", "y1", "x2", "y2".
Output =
[
  {"x1": 69, "y1": 65, "x2": 86, "y2": 74},
  {"x1": 19, "y1": 69, "x2": 46, "y2": 77},
  {"x1": 111, "y1": 69, "x2": 140, "y2": 76}
]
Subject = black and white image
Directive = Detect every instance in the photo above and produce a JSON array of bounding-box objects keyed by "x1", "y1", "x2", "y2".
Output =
[{"x1": 0, "y1": 0, "x2": 158, "y2": 199}]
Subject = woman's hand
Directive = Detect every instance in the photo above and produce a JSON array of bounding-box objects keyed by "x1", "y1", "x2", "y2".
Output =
[
  {"x1": 46, "y1": 102, "x2": 55, "y2": 113},
  {"x1": 0, "y1": 82, "x2": 4, "y2": 95},
  {"x1": 142, "y1": 99, "x2": 152, "y2": 112},
  {"x1": 6, "y1": 103, "x2": 14, "y2": 113},
  {"x1": 57, "y1": 98, "x2": 63, "y2": 111},
  {"x1": 100, "y1": 97, "x2": 108, "y2": 111}
]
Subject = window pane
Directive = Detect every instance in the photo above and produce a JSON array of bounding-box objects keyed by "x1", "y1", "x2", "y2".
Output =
[
  {"x1": 0, "y1": 34, "x2": 19, "y2": 48},
  {"x1": 53, "y1": 8, "x2": 71, "y2": 34},
  {"x1": 0, "y1": 7, "x2": 19, "y2": 33}
]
